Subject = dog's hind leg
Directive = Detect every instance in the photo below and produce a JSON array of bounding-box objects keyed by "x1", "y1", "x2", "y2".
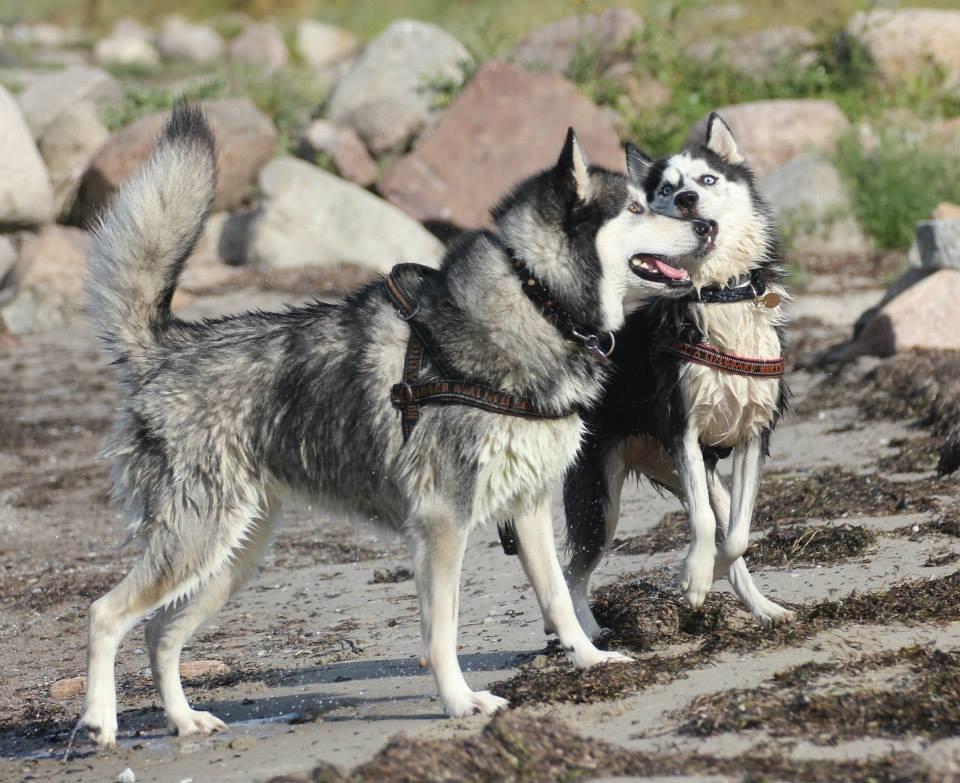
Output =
[
  {"x1": 562, "y1": 441, "x2": 627, "y2": 640},
  {"x1": 705, "y1": 469, "x2": 795, "y2": 626},
  {"x1": 409, "y1": 515, "x2": 507, "y2": 717},
  {"x1": 145, "y1": 509, "x2": 276, "y2": 737},
  {"x1": 81, "y1": 537, "x2": 210, "y2": 747},
  {"x1": 516, "y1": 499, "x2": 632, "y2": 669}
]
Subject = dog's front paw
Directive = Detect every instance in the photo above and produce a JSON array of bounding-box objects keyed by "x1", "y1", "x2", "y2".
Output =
[
  {"x1": 567, "y1": 644, "x2": 634, "y2": 670},
  {"x1": 751, "y1": 596, "x2": 796, "y2": 628},
  {"x1": 681, "y1": 551, "x2": 714, "y2": 609},
  {"x1": 444, "y1": 689, "x2": 509, "y2": 718},
  {"x1": 167, "y1": 709, "x2": 227, "y2": 737},
  {"x1": 79, "y1": 707, "x2": 118, "y2": 749}
]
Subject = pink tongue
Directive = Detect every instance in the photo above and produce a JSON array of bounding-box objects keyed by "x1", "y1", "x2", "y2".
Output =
[{"x1": 654, "y1": 259, "x2": 689, "y2": 280}]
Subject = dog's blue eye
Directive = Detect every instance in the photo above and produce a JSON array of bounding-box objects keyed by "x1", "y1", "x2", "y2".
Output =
[
  {"x1": 659, "y1": 184, "x2": 673, "y2": 197},
  {"x1": 701, "y1": 175, "x2": 717, "y2": 186}
]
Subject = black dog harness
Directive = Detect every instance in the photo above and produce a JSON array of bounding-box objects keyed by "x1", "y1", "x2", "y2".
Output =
[{"x1": 384, "y1": 258, "x2": 611, "y2": 443}]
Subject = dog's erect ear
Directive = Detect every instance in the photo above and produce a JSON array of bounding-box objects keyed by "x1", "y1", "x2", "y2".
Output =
[
  {"x1": 556, "y1": 127, "x2": 591, "y2": 201},
  {"x1": 625, "y1": 143, "x2": 653, "y2": 184},
  {"x1": 705, "y1": 112, "x2": 743, "y2": 164}
]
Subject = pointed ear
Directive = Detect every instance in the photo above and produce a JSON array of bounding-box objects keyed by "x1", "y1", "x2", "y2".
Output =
[
  {"x1": 556, "y1": 127, "x2": 591, "y2": 201},
  {"x1": 705, "y1": 112, "x2": 743, "y2": 164},
  {"x1": 625, "y1": 143, "x2": 653, "y2": 184}
]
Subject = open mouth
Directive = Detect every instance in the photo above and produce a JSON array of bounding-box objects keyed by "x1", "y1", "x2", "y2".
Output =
[{"x1": 629, "y1": 254, "x2": 691, "y2": 287}]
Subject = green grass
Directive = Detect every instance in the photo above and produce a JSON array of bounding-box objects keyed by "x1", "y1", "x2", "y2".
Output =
[
  {"x1": 100, "y1": 64, "x2": 328, "y2": 153},
  {"x1": 835, "y1": 129, "x2": 960, "y2": 250}
]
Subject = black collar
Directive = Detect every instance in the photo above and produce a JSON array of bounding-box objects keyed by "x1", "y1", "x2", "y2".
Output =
[
  {"x1": 506, "y1": 249, "x2": 615, "y2": 364},
  {"x1": 689, "y1": 268, "x2": 779, "y2": 307}
]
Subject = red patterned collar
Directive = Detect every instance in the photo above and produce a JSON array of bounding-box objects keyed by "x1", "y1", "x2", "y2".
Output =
[{"x1": 659, "y1": 340, "x2": 784, "y2": 378}]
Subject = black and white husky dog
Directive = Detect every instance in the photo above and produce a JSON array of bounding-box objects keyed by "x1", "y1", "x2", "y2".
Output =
[
  {"x1": 79, "y1": 105, "x2": 715, "y2": 747},
  {"x1": 562, "y1": 114, "x2": 794, "y2": 638}
]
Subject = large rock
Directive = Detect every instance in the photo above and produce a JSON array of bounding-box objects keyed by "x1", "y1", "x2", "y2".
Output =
[
  {"x1": 759, "y1": 155, "x2": 870, "y2": 256},
  {"x1": 157, "y1": 15, "x2": 224, "y2": 64},
  {"x1": 248, "y1": 157, "x2": 444, "y2": 272},
  {"x1": 94, "y1": 18, "x2": 159, "y2": 68},
  {"x1": 689, "y1": 26, "x2": 816, "y2": 74},
  {"x1": 95, "y1": 35, "x2": 161, "y2": 68},
  {"x1": 0, "y1": 226, "x2": 89, "y2": 334},
  {"x1": 851, "y1": 269, "x2": 960, "y2": 357},
  {"x1": 229, "y1": 22, "x2": 288, "y2": 72},
  {"x1": 300, "y1": 119, "x2": 378, "y2": 188},
  {"x1": 39, "y1": 101, "x2": 110, "y2": 217},
  {"x1": 508, "y1": 9, "x2": 644, "y2": 75},
  {"x1": 326, "y1": 19, "x2": 473, "y2": 156},
  {"x1": 0, "y1": 85, "x2": 53, "y2": 227},
  {"x1": 916, "y1": 220, "x2": 960, "y2": 270},
  {"x1": 296, "y1": 20, "x2": 358, "y2": 71},
  {"x1": 73, "y1": 98, "x2": 276, "y2": 226},
  {"x1": 17, "y1": 65, "x2": 121, "y2": 140},
  {"x1": 379, "y1": 60, "x2": 623, "y2": 229},
  {"x1": 0, "y1": 235, "x2": 16, "y2": 283},
  {"x1": 688, "y1": 100, "x2": 850, "y2": 176},
  {"x1": 848, "y1": 9, "x2": 960, "y2": 82}
]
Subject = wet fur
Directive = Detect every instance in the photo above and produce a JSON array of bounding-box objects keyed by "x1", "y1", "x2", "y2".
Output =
[
  {"x1": 563, "y1": 114, "x2": 795, "y2": 638},
  {"x1": 79, "y1": 107, "x2": 708, "y2": 746}
]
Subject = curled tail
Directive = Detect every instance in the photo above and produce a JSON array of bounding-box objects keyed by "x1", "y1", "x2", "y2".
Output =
[{"x1": 87, "y1": 104, "x2": 217, "y2": 358}]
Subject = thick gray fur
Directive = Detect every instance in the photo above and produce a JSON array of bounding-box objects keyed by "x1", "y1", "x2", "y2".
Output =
[{"x1": 79, "y1": 107, "x2": 708, "y2": 746}]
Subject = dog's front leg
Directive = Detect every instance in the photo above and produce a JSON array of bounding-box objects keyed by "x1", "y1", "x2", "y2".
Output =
[
  {"x1": 409, "y1": 519, "x2": 507, "y2": 718},
  {"x1": 515, "y1": 500, "x2": 632, "y2": 668},
  {"x1": 706, "y1": 469, "x2": 795, "y2": 626},
  {"x1": 714, "y1": 435, "x2": 763, "y2": 576},
  {"x1": 675, "y1": 428, "x2": 716, "y2": 609}
]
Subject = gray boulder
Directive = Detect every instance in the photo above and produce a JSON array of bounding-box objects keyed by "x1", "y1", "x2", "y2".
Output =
[
  {"x1": 17, "y1": 65, "x2": 121, "y2": 140},
  {"x1": 326, "y1": 19, "x2": 473, "y2": 156},
  {"x1": 0, "y1": 226, "x2": 88, "y2": 334},
  {"x1": 689, "y1": 26, "x2": 816, "y2": 74},
  {"x1": 508, "y1": 9, "x2": 644, "y2": 75},
  {"x1": 229, "y1": 22, "x2": 288, "y2": 72},
  {"x1": 759, "y1": 155, "x2": 870, "y2": 256},
  {"x1": 916, "y1": 220, "x2": 960, "y2": 270},
  {"x1": 248, "y1": 157, "x2": 443, "y2": 272},
  {"x1": 38, "y1": 101, "x2": 110, "y2": 217},
  {"x1": 94, "y1": 18, "x2": 159, "y2": 68},
  {"x1": 849, "y1": 9, "x2": 960, "y2": 82},
  {"x1": 296, "y1": 20, "x2": 358, "y2": 71},
  {"x1": 0, "y1": 85, "x2": 53, "y2": 228},
  {"x1": 158, "y1": 15, "x2": 224, "y2": 63}
]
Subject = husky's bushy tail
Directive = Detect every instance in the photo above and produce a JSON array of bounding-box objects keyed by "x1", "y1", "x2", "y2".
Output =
[{"x1": 87, "y1": 104, "x2": 216, "y2": 359}]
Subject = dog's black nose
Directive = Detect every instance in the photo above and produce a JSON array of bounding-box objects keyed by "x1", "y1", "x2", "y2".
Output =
[
  {"x1": 675, "y1": 191, "x2": 699, "y2": 211},
  {"x1": 692, "y1": 219, "x2": 713, "y2": 238}
]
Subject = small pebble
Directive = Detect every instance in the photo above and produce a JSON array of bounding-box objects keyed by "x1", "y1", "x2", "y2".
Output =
[
  {"x1": 116, "y1": 768, "x2": 135, "y2": 783},
  {"x1": 531, "y1": 655, "x2": 548, "y2": 670}
]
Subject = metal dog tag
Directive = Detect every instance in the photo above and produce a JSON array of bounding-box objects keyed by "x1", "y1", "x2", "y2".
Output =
[{"x1": 757, "y1": 292, "x2": 781, "y2": 308}]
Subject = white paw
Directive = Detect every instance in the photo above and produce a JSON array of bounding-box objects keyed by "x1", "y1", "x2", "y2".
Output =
[
  {"x1": 751, "y1": 597, "x2": 796, "y2": 628},
  {"x1": 444, "y1": 689, "x2": 509, "y2": 718},
  {"x1": 168, "y1": 709, "x2": 228, "y2": 737},
  {"x1": 80, "y1": 705, "x2": 118, "y2": 749},
  {"x1": 681, "y1": 551, "x2": 714, "y2": 609},
  {"x1": 568, "y1": 646, "x2": 634, "y2": 670}
]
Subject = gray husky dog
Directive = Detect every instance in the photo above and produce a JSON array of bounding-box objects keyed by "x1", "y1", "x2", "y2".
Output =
[
  {"x1": 561, "y1": 114, "x2": 794, "y2": 639},
  {"x1": 80, "y1": 105, "x2": 714, "y2": 746}
]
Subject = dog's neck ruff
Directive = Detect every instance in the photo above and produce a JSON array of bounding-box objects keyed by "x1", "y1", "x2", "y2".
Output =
[
  {"x1": 688, "y1": 268, "x2": 780, "y2": 309},
  {"x1": 506, "y1": 248, "x2": 615, "y2": 365},
  {"x1": 384, "y1": 264, "x2": 578, "y2": 442}
]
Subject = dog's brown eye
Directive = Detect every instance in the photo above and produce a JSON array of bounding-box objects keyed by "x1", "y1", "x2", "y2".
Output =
[{"x1": 627, "y1": 202, "x2": 644, "y2": 215}]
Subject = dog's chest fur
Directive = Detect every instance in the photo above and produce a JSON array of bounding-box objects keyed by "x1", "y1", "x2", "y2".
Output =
[{"x1": 681, "y1": 295, "x2": 784, "y2": 447}]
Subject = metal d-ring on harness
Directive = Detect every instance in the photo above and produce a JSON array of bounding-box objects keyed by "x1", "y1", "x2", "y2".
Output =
[{"x1": 384, "y1": 263, "x2": 576, "y2": 444}]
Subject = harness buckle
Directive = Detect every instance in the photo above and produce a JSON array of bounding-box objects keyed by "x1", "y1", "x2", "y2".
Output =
[
  {"x1": 395, "y1": 304, "x2": 419, "y2": 321},
  {"x1": 390, "y1": 382, "x2": 414, "y2": 405}
]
